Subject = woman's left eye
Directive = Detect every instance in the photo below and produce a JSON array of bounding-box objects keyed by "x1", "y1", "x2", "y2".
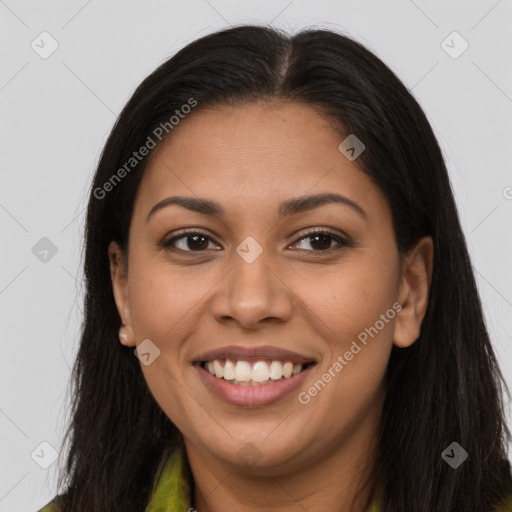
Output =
[
  {"x1": 289, "y1": 229, "x2": 351, "y2": 252},
  {"x1": 162, "y1": 229, "x2": 351, "y2": 254}
]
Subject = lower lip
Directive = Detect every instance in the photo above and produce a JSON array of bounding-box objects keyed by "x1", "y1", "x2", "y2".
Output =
[{"x1": 195, "y1": 363, "x2": 315, "y2": 407}]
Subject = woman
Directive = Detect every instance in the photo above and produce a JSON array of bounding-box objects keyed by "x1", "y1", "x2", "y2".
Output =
[{"x1": 38, "y1": 24, "x2": 512, "y2": 512}]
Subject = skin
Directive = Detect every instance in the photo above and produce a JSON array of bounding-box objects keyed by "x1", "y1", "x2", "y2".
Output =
[{"x1": 109, "y1": 100, "x2": 433, "y2": 512}]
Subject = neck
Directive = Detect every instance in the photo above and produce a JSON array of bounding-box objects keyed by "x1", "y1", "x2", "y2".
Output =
[{"x1": 186, "y1": 393, "x2": 384, "y2": 512}]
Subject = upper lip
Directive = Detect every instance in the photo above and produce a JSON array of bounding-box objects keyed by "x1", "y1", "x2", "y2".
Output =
[{"x1": 193, "y1": 345, "x2": 316, "y2": 365}]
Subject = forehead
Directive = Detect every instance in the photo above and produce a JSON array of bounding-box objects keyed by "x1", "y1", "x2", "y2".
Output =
[{"x1": 133, "y1": 101, "x2": 389, "y2": 225}]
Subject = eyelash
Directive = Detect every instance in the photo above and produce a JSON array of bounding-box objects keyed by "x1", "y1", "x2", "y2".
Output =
[{"x1": 161, "y1": 227, "x2": 352, "y2": 255}]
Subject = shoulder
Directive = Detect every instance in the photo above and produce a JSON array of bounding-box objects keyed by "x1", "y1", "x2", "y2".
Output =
[
  {"x1": 496, "y1": 494, "x2": 512, "y2": 511},
  {"x1": 36, "y1": 496, "x2": 60, "y2": 512},
  {"x1": 33, "y1": 450, "x2": 189, "y2": 512}
]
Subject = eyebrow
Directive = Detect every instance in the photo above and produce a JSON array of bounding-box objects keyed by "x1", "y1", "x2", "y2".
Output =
[{"x1": 145, "y1": 192, "x2": 367, "y2": 223}]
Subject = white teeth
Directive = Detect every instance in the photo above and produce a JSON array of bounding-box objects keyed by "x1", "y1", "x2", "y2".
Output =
[
  {"x1": 223, "y1": 360, "x2": 236, "y2": 380},
  {"x1": 269, "y1": 361, "x2": 283, "y2": 380},
  {"x1": 235, "y1": 360, "x2": 252, "y2": 382},
  {"x1": 252, "y1": 361, "x2": 270, "y2": 382},
  {"x1": 203, "y1": 359, "x2": 308, "y2": 384},
  {"x1": 213, "y1": 360, "x2": 223, "y2": 378},
  {"x1": 282, "y1": 362, "x2": 293, "y2": 378}
]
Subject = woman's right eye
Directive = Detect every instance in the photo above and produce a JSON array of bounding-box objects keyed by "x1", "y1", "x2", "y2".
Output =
[{"x1": 162, "y1": 231, "x2": 221, "y2": 252}]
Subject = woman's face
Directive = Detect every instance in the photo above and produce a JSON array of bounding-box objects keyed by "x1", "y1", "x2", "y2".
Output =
[{"x1": 109, "y1": 100, "x2": 432, "y2": 472}]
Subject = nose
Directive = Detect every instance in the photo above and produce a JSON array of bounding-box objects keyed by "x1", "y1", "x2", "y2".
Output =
[{"x1": 210, "y1": 251, "x2": 294, "y2": 330}]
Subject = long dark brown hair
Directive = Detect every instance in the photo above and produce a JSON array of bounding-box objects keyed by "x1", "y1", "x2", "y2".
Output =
[{"x1": 52, "y1": 24, "x2": 512, "y2": 511}]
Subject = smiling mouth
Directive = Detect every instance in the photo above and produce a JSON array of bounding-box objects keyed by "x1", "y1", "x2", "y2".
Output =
[{"x1": 198, "y1": 359, "x2": 316, "y2": 386}]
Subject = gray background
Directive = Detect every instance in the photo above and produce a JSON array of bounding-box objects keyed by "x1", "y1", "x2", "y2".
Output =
[{"x1": 1, "y1": 1, "x2": 511, "y2": 510}]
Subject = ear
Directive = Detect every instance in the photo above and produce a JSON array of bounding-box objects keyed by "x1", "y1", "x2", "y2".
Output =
[
  {"x1": 394, "y1": 236, "x2": 434, "y2": 348},
  {"x1": 108, "y1": 241, "x2": 136, "y2": 347}
]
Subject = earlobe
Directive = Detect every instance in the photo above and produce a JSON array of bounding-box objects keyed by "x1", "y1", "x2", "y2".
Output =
[
  {"x1": 394, "y1": 236, "x2": 434, "y2": 349},
  {"x1": 108, "y1": 241, "x2": 136, "y2": 347},
  {"x1": 118, "y1": 324, "x2": 133, "y2": 347}
]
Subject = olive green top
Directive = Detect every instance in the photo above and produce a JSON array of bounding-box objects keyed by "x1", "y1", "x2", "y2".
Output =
[{"x1": 36, "y1": 450, "x2": 512, "y2": 511}]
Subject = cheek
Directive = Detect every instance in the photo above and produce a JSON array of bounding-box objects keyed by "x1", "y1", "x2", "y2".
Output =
[
  {"x1": 127, "y1": 254, "x2": 204, "y2": 341},
  {"x1": 301, "y1": 249, "x2": 399, "y2": 396},
  {"x1": 296, "y1": 272, "x2": 396, "y2": 440},
  {"x1": 308, "y1": 255, "x2": 398, "y2": 342},
  {"x1": 127, "y1": 259, "x2": 204, "y2": 431}
]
